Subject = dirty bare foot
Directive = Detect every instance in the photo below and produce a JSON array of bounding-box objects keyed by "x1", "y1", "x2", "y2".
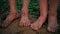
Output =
[
  {"x1": 19, "y1": 16, "x2": 31, "y2": 27},
  {"x1": 47, "y1": 17, "x2": 59, "y2": 32},
  {"x1": 31, "y1": 17, "x2": 46, "y2": 31},
  {"x1": 2, "y1": 12, "x2": 18, "y2": 28}
]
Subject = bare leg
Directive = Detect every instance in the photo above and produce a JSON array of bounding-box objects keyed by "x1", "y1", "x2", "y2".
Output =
[
  {"x1": 2, "y1": 0, "x2": 18, "y2": 28},
  {"x1": 19, "y1": 0, "x2": 31, "y2": 27},
  {"x1": 31, "y1": 0, "x2": 48, "y2": 30},
  {"x1": 47, "y1": 0, "x2": 59, "y2": 32}
]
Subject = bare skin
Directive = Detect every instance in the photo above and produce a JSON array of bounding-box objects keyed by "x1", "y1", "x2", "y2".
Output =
[
  {"x1": 31, "y1": 0, "x2": 48, "y2": 30},
  {"x1": 19, "y1": 0, "x2": 31, "y2": 27},
  {"x1": 1, "y1": 0, "x2": 59, "y2": 33},
  {"x1": 47, "y1": 0, "x2": 59, "y2": 32},
  {"x1": 31, "y1": 0, "x2": 59, "y2": 32},
  {"x1": 2, "y1": 0, "x2": 18, "y2": 28}
]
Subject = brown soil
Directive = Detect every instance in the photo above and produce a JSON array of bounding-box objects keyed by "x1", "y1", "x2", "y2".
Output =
[{"x1": 0, "y1": 15, "x2": 60, "y2": 34}]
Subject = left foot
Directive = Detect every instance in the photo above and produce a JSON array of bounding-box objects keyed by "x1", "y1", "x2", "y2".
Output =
[
  {"x1": 47, "y1": 17, "x2": 59, "y2": 32},
  {"x1": 2, "y1": 13, "x2": 18, "y2": 28},
  {"x1": 19, "y1": 16, "x2": 31, "y2": 27},
  {"x1": 31, "y1": 17, "x2": 46, "y2": 31}
]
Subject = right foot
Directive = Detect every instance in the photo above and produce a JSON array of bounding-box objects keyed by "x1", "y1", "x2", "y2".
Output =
[
  {"x1": 19, "y1": 6, "x2": 31, "y2": 27},
  {"x1": 2, "y1": 12, "x2": 18, "y2": 28},
  {"x1": 47, "y1": 16, "x2": 59, "y2": 32},
  {"x1": 31, "y1": 17, "x2": 46, "y2": 31},
  {"x1": 19, "y1": 16, "x2": 31, "y2": 27}
]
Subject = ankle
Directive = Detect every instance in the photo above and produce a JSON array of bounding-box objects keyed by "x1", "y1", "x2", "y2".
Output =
[
  {"x1": 39, "y1": 15, "x2": 47, "y2": 19},
  {"x1": 21, "y1": 15, "x2": 28, "y2": 18},
  {"x1": 49, "y1": 15, "x2": 57, "y2": 18},
  {"x1": 49, "y1": 13, "x2": 57, "y2": 17},
  {"x1": 10, "y1": 11, "x2": 18, "y2": 14},
  {"x1": 38, "y1": 16, "x2": 47, "y2": 23},
  {"x1": 10, "y1": 8, "x2": 17, "y2": 13}
]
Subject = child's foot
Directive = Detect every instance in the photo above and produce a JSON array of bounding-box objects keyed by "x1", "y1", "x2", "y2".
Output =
[
  {"x1": 2, "y1": 13, "x2": 18, "y2": 28},
  {"x1": 19, "y1": 16, "x2": 31, "y2": 27},
  {"x1": 47, "y1": 17, "x2": 59, "y2": 32},
  {"x1": 31, "y1": 17, "x2": 46, "y2": 31}
]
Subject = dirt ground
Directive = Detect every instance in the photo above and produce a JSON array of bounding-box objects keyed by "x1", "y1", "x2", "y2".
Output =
[{"x1": 0, "y1": 15, "x2": 60, "y2": 34}]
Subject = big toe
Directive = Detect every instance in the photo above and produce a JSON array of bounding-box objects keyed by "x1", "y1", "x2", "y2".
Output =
[
  {"x1": 31, "y1": 24, "x2": 39, "y2": 31},
  {"x1": 25, "y1": 23, "x2": 31, "y2": 27}
]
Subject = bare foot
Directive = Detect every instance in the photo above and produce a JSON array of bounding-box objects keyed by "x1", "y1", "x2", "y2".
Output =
[
  {"x1": 2, "y1": 13, "x2": 18, "y2": 28},
  {"x1": 19, "y1": 16, "x2": 31, "y2": 27},
  {"x1": 47, "y1": 17, "x2": 59, "y2": 32},
  {"x1": 31, "y1": 17, "x2": 46, "y2": 31}
]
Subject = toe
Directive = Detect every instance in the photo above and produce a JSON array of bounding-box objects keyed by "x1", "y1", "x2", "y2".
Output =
[
  {"x1": 27, "y1": 22, "x2": 31, "y2": 27},
  {"x1": 19, "y1": 21, "x2": 24, "y2": 27},
  {"x1": 47, "y1": 27, "x2": 57, "y2": 32},
  {"x1": 2, "y1": 20, "x2": 9, "y2": 28},
  {"x1": 31, "y1": 24, "x2": 38, "y2": 31}
]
